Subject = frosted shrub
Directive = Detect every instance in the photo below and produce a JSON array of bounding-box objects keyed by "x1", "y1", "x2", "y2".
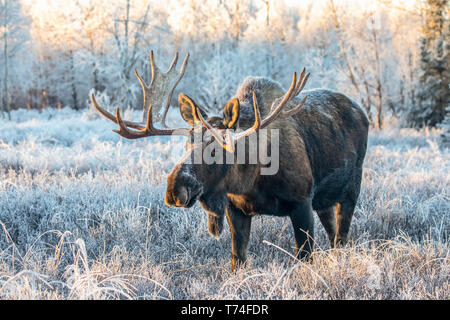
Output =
[{"x1": 0, "y1": 109, "x2": 448, "y2": 299}]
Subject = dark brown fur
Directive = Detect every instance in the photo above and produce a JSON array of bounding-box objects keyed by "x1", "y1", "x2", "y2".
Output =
[{"x1": 165, "y1": 77, "x2": 369, "y2": 271}]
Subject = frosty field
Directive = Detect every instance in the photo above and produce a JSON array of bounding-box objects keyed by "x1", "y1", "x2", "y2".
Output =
[{"x1": 0, "y1": 107, "x2": 448, "y2": 299}]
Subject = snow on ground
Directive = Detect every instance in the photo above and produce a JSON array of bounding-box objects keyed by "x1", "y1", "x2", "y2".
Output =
[{"x1": 0, "y1": 107, "x2": 448, "y2": 299}]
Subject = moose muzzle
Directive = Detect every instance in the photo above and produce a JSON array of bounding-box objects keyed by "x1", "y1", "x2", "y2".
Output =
[{"x1": 165, "y1": 163, "x2": 202, "y2": 208}]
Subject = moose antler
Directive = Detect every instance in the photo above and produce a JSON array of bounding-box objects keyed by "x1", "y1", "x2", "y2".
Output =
[
  {"x1": 136, "y1": 50, "x2": 190, "y2": 126},
  {"x1": 91, "y1": 94, "x2": 190, "y2": 139},
  {"x1": 197, "y1": 69, "x2": 309, "y2": 153},
  {"x1": 90, "y1": 50, "x2": 192, "y2": 138},
  {"x1": 91, "y1": 50, "x2": 189, "y2": 129}
]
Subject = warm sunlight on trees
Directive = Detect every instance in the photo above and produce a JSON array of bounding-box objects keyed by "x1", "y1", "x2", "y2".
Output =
[
  {"x1": 2, "y1": 0, "x2": 448, "y2": 129},
  {"x1": 408, "y1": 0, "x2": 449, "y2": 127},
  {"x1": 0, "y1": 0, "x2": 28, "y2": 119}
]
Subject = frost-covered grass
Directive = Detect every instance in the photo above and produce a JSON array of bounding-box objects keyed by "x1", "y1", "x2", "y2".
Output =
[{"x1": 0, "y1": 107, "x2": 448, "y2": 299}]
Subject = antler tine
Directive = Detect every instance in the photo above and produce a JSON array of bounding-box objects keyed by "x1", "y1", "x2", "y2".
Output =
[
  {"x1": 262, "y1": 72, "x2": 297, "y2": 128},
  {"x1": 252, "y1": 90, "x2": 262, "y2": 129},
  {"x1": 196, "y1": 105, "x2": 229, "y2": 148},
  {"x1": 134, "y1": 67, "x2": 151, "y2": 124},
  {"x1": 134, "y1": 68, "x2": 148, "y2": 90},
  {"x1": 231, "y1": 90, "x2": 261, "y2": 141},
  {"x1": 280, "y1": 96, "x2": 308, "y2": 119},
  {"x1": 167, "y1": 52, "x2": 179, "y2": 73},
  {"x1": 149, "y1": 50, "x2": 159, "y2": 85},
  {"x1": 90, "y1": 94, "x2": 146, "y2": 130},
  {"x1": 294, "y1": 68, "x2": 305, "y2": 95},
  {"x1": 179, "y1": 53, "x2": 190, "y2": 75},
  {"x1": 113, "y1": 107, "x2": 139, "y2": 139},
  {"x1": 294, "y1": 68, "x2": 310, "y2": 96}
]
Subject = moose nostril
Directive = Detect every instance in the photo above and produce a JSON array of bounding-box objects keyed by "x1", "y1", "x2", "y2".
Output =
[{"x1": 177, "y1": 186, "x2": 189, "y2": 206}]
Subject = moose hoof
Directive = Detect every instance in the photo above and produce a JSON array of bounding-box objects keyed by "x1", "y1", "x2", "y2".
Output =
[
  {"x1": 231, "y1": 257, "x2": 247, "y2": 273},
  {"x1": 333, "y1": 234, "x2": 348, "y2": 248}
]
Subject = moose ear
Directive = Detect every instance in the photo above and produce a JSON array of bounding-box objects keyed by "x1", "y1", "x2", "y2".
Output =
[
  {"x1": 222, "y1": 98, "x2": 240, "y2": 128},
  {"x1": 178, "y1": 93, "x2": 206, "y2": 126}
]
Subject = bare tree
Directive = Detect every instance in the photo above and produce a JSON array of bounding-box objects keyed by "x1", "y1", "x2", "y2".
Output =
[
  {"x1": 328, "y1": 0, "x2": 393, "y2": 129},
  {"x1": 77, "y1": 0, "x2": 109, "y2": 92},
  {"x1": 261, "y1": 0, "x2": 272, "y2": 77},
  {"x1": 109, "y1": 0, "x2": 151, "y2": 111},
  {"x1": 327, "y1": 0, "x2": 370, "y2": 119},
  {"x1": 0, "y1": 0, "x2": 27, "y2": 119},
  {"x1": 368, "y1": 14, "x2": 384, "y2": 130}
]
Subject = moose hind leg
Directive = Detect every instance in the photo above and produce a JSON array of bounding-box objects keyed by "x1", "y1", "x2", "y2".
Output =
[
  {"x1": 316, "y1": 206, "x2": 336, "y2": 248},
  {"x1": 289, "y1": 199, "x2": 314, "y2": 259},
  {"x1": 335, "y1": 168, "x2": 362, "y2": 248},
  {"x1": 335, "y1": 200, "x2": 356, "y2": 248},
  {"x1": 226, "y1": 203, "x2": 252, "y2": 272}
]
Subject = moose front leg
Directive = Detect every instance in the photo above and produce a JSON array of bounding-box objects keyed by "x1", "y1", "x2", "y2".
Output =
[
  {"x1": 199, "y1": 193, "x2": 228, "y2": 239},
  {"x1": 225, "y1": 203, "x2": 252, "y2": 272},
  {"x1": 207, "y1": 214, "x2": 224, "y2": 239},
  {"x1": 289, "y1": 199, "x2": 314, "y2": 259}
]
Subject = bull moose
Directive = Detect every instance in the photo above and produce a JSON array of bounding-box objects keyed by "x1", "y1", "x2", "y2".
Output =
[{"x1": 91, "y1": 51, "x2": 369, "y2": 272}]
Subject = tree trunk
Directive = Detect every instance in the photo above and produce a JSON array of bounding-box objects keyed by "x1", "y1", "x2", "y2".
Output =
[
  {"x1": 2, "y1": 0, "x2": 11, "y2": 120},
  {"x1": 69, "y1": 49, "x2": 78, "y2": 110},
  {"x1": 328, "y1": 0, "x2": 367, "y2": 123},
  {"x1": 370, "y1": 18, "x2": 383, "y2": 130}
]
